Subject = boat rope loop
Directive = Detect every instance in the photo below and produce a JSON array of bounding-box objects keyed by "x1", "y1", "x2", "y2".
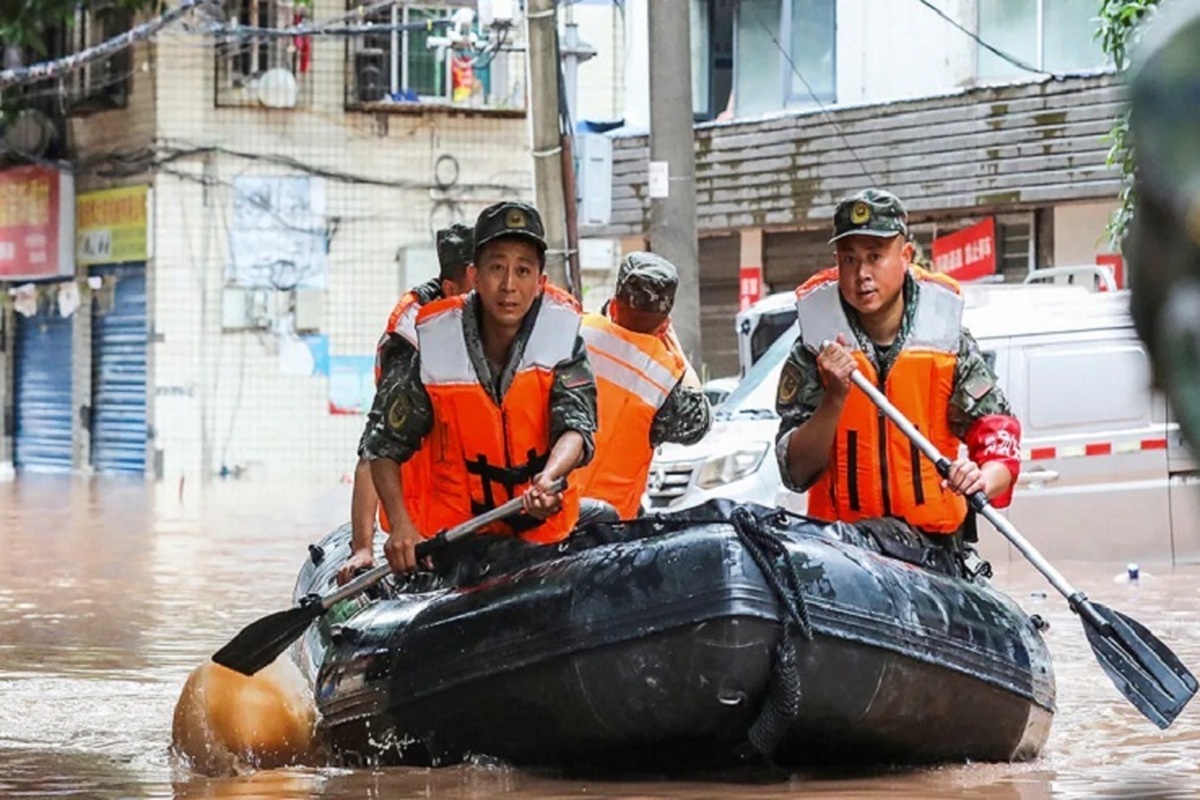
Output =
[{"x1": 729, "y1": 506, "x2": 814, "y2": 762}]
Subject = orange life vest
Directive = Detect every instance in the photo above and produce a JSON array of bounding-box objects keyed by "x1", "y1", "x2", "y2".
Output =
[
  {"x1": 415, "y1": 287, "x2": 582, "y2": 543},
  {"x1": 795, "y1": 266, "x2": 967, "y2": 534},
  {"x1": 375, "y1": 288, "x2": 433, "y2": 533},
  {"x1": 576, "y1": 311, "x2": 686, "y2": 519}
]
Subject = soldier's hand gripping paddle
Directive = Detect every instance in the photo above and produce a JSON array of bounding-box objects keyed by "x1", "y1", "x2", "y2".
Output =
[
  {"x1": 846, "y1": 365, "x2": 1197, "y2": 728},
  {"x1": 212, "y1": 479, "x2": 566, "y2": 676}
]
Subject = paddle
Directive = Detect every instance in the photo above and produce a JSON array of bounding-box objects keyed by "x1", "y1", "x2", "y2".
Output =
[
  {"x1": 846, "y1": 367, "x2": 1197, "y2": 728},
  {"x1": 211, "y1": 478, "x2": 566, "y2": 676}
]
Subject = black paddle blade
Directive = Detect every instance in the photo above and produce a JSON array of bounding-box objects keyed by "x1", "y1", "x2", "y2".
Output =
[
  {"x1": 211, "y1": 599, "x2": 325, "y2": 677},
  {"x1": 1082, "y1": 601, "x2": 1198, "y2": 729}
]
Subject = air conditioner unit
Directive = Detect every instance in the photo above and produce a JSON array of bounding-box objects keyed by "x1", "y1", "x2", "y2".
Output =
[
  {"x1": 258, "y1": 67, "x2": 299, "y2": 108},
  {"x1": 2, "y1": 109, "x2": 59, "y2": 159},
  {"x1": 354, "y1": 49, "x2": 387, "y2": 104}
]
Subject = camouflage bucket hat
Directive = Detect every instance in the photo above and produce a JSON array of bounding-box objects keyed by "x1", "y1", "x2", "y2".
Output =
[
  {"x1": 436, "y1": 223, "x2": 474, "y2": 275},
  {"x1": 830, "y1": 188, "x2": 909, "y2": 244},
  {"x1": 615, "y1": 251, "x2": 678, "y2": 314},
  {"x1": 473, "y1": 201, "x2": 547, "y2": 256}
]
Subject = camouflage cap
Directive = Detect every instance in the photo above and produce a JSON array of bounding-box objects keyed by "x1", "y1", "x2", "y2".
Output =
[
  {"x1": 615, "y1": 251, "x2": 678, "y2": 313},
  {"x1": 436, "y1": 223, "x2": 474, "y2": 276},
  {"x1": 830, "y1": 188, "x2": 909, "y2": 244},
  {"x1": 473, "y1": 201, "x2": 547, "y2": 256}
]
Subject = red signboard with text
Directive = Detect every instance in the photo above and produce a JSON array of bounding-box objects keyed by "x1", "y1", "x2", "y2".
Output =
[
  {"x1": 739, "y1": 265, "x2": 763, "y2": 311},
  {"x1": 931, "y1": 217, "x2": 996, "y2": 282},
  {"x1": 0, "y1": 165, "x2": 75, "y2": 280},
  {"x1": 1096, "y1": 253, "x2": 1124, "y2": 290}
]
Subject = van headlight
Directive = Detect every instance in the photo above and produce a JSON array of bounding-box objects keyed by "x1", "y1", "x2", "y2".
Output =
[{"x1": 695, "y1": 444, "x2": 769, "y2": 489}]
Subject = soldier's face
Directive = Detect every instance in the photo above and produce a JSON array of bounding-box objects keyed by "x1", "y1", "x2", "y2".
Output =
[
  {"x1": 476, "y1": 240, "x2": 545, "y2": 332},
  {"x1": 834, "y1": 235, "x2": 912, "y2": 320}
]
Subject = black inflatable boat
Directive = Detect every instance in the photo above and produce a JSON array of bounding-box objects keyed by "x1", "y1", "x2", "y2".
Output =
[{"x1": 292, "y1": 502, "x2": 1055, "y2": 770}]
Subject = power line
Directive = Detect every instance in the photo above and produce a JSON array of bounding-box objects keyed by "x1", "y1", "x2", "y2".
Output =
[
  {"x1": 0, "y1": 2, "x2": 486, "y2": 90},
  {"x1": 0, "y1": 0, "x2": 222, "y2": 90},
  {"x1": 155, "y1": 144, "x2": 526, "y2": 194},
  {"x1": 913, "y1": 0, "x2": 1045, "y2": 76}
]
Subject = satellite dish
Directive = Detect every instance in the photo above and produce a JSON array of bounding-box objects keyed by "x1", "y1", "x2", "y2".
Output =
[
  {"x1": 3, "y1": 109, "x2": 57, "y2": 158},
  {"x1": 257, "y1": 68, "x2": 299, "y2": 109}
]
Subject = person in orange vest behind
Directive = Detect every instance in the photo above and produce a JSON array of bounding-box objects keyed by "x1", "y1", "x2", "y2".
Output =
[
  {"x1": 358, "y1": 201, "x2": 598, "y2": 574},
  {"x1": 775, "y1": 188, "x2": 1021, "y2": 548},
  {"x1": 339, "y1": 223, "x2": 476, "y2": 585},
  {"x1": 577, "y1": 252, "x2": 712, "y2": 519}
]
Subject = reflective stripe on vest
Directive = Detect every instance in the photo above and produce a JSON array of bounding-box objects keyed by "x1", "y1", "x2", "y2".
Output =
[
  {"x1": 386, "y1": 291, "x2": 423, "y2": 347},
  {"x1": 416, "y1": 290, "x2": 581, "y2": 543},
  {"x1": 795, "y1": 272, "x2": 855, "y2": 354},
  {"x1": 797, "y1": 266, "x2": 968, "y2": 533},
  {"x1": 578, "y1": 313, "x2": 685, "y2": 518}
]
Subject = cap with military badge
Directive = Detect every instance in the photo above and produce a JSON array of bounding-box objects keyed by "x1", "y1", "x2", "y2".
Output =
[
  {"x1": 829, "y1": 188, "x2": 909, "y2": 244},
  {"x1": 436, "y1": 222, "x2": 474, "y2": 277},
  {"x1": 473, "y1": 201, "x2": 547, "y2": 256},
  {"x1": 614, "y1": 251, "x2": 679, "y2": 314}
]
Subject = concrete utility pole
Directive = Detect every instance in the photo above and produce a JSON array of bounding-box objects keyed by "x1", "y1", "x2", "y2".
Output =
[
  {"x1": 648, "y1": 0, "x2": 701, "y2": 362},
  {"x1": 526, "y1": 0, "x2": 570, "y2": 289}
]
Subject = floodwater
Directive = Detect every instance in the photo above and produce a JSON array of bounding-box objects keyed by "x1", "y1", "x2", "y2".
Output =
[{"x1": 2, "y1": 476, "x2": 1199, "y2": 799}]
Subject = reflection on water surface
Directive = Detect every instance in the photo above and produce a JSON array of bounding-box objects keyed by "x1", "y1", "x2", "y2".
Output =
[{"x1": 1, "y1": 476, "x2": 1198, "y2": 798}]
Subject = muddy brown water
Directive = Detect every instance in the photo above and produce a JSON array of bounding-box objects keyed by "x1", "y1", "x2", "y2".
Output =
[{"x1": 2, "y1": 476, "x2": 1199, "y2": 799}]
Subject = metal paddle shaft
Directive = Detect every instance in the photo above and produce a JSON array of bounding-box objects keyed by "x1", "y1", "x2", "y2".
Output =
[
  {"x1": 848, "y1": 368, "x2": 1197, "y2": 728},
  {"x1": 211, "y1": 478, "x2": 566, "y2": 676},
  {"x1": 317, "y1": 488, "x2": 548, "y2": 610}
]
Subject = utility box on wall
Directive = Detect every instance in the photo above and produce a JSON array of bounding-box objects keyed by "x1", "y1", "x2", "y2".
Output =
[
  {"x1": 221, "y1": 287, "x2": 273, "y2": 330},
  {"x1": 576, "y1": 133, "x2": 613, "y2": 227},
  {"x1": 293, "y1": 288, "x2": 325, "y2": 332}
]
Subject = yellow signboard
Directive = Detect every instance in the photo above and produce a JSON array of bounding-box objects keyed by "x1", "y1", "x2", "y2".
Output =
[{"x1": 76, "y1": 184, "x2": 149, "y2": 266}]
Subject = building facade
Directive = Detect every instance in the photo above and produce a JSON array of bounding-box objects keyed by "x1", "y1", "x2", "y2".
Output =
[
  {"x1": 0, "y1": 0, "x2": 533, "y2": 482},
  {"x1": 582, "y1": 0, "x2": 1124, "y2": 378}
]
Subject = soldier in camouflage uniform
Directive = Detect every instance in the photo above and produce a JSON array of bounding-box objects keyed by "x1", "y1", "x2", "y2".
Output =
[
  {"x1": 359, "y1": 201, "x2": 597, "y2": 573},
  {"x1": 614, "y1": 254, "x2": 712, "y2": 448},
  {"x1": 575, "y1": 252, "x2": 712, "y2": 519},
  {"x1": 341, "y1": 223, "x2": 476, "y2": 585},
  {"x1": 774, "y1": 188, "x2": 1022, "y2": 539},
  {"x1": 1127, "y1": 5, "x2": 1200, "y2": 457}
]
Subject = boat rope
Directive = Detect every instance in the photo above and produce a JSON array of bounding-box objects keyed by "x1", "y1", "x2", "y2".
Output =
[{"x1": 729, "y1": 506, "x2": 814, "y2": 762}]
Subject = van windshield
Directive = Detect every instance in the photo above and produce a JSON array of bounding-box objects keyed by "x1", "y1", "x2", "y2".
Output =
[
  {"x1": 750, "y1": 309, "x2": 799, "y2": 368},
  {"x1": 717, "y1": 322, "x2": 798, "y2": 421}
]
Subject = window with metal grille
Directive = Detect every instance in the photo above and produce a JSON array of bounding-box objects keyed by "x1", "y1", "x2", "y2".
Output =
[
  {"x1": 996, "y1": 213, "x2": 1033, "y2": 282},
  {"x1": 344, "y1": 2, "x2": 526, "y2": 113},
  {"x1": 19, "y1": 4, "x2": 133, "y2": 114},
  {"x1": 215, "y1": 0, "x2": 312, "y2": 108}
]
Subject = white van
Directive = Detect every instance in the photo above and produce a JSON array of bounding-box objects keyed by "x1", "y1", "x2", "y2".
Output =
[
  {"x1": 647, "y1": 284, "x2": 1200, "y2": 566},
  {"x1": 734, "y1": 266, "x2": 1119, "y2": 378}
]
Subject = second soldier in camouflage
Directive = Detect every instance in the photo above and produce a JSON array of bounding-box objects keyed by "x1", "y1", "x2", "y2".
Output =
[{"x1": 775, "y1": 188, "x2": 1022, "y2": 541}]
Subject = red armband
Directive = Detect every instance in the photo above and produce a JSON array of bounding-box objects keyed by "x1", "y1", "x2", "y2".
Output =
[{"x1": 965, "y1": 414, "x2": 1022, "y2": 509}]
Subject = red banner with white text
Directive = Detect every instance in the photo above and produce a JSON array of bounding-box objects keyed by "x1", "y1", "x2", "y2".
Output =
[
  {"x1": 0, "y1": 166, "x2": 75, "y2": 280},
  {"x1": 931, "y1": 217, "x2": 996, "y2": 283}
]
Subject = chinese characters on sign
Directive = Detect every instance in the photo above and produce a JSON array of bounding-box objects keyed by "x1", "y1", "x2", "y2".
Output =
[
  {"x1": 931, "y1": 217, "x2": 996, "y2": 282},
  {"x1": 1096, "y1": 253, "x2": 1124, "y2": 290},
  {"x1": 76, "y1": 185, "x2": 149, "y2": 266},
  {"x1": 739, "y1": 265, "x2": 763, "y2": 311},
  {"x1": 0, "y1": 166, "x2": 75, "y2": 280}
]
